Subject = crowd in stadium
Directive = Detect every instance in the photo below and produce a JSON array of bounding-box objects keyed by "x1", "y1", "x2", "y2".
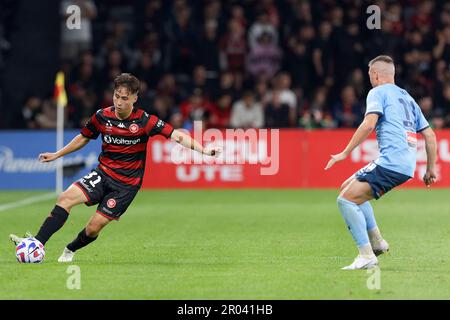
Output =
[{"x1": 17, "y1": 0, "x2": 450, "y2": 130}]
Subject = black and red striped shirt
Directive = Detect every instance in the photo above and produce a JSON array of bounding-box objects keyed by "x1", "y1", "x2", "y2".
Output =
[{"x1": 80, "y1": 106, "x2": 174, "y2": 187}]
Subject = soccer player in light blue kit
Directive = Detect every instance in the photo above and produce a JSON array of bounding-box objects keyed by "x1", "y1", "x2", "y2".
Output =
[{"x1": 325, "y1": 55, "x2": 438, "y2": 270}]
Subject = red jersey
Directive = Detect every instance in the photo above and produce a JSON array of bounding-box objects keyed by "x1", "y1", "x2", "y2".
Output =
[{"x1": 80, "y1": 106, "x2": 174, "y2": 187}]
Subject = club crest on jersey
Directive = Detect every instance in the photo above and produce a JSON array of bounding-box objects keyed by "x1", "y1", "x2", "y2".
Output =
[
  {"x1": 107, "y1": 199, "x2": 116, "y2": 208},
  {"x1": 129, "y1": 123, "x2": 139, "y2": 133}
]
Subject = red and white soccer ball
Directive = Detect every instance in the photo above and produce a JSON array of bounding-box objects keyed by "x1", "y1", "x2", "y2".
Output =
[{"x1": 15, "y1": 237, "x2": 45, "y2": 263}]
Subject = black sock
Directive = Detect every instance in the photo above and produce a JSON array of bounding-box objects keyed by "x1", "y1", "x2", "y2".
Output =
[
  {"x1": 35, "y1": 205, "x2": 69, "y2": 245},
  {"x1": 66, "y1": 228, "x2": 98, "y2": 252}
]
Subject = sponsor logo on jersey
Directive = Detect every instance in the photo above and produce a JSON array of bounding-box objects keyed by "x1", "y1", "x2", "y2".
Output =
[
  {"x1": 103, "y1": 135, "x2": 141, "y2": 145},
  {"x1": 118, "y1": 122, "x2": 126, "y2": 129},
  {"x1": 406, "y1": 131, "x2": 417, "y2": 148}
]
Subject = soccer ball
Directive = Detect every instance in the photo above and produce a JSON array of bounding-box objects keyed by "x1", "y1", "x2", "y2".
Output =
[{"x1": 15, "y1": 237, "x2": 45, "y2": 263}]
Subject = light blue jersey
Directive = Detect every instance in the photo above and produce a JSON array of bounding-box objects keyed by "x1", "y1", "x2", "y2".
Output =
[{"x1": 365, "y1": 83, "x2": 429, "y2": 177}]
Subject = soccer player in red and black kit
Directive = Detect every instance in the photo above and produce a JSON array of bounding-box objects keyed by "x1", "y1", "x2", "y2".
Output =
[{"x1": 10, "y1": 73, "x2": 220, "y2": 262}]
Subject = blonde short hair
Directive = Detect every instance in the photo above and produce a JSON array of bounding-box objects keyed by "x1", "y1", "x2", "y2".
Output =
[{"x1": 368, "y1": 55, "x2": 394, "y2": 67}]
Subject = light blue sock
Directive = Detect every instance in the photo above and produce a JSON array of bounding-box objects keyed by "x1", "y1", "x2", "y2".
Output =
[
  {"x1": 337, "y1": 196, "x2": 370, "y2": 247},
  {"x1": 358, "y1": 201, "x2": 377, "y2": 231}
]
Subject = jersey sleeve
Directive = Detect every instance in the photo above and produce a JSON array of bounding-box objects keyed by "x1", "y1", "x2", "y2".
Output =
[
  {"x1": 365, "y1": 88, "x2": 384, "y2": 116},
  {"x1": 80, "y1": 111, "x2": 101, "y2": 140},
  {"x1": 144, "y1": 114, "x2": 174, "y2": 138},
  {"x1": 415, "y1": 104, "x2": 429, "y2": 132}
]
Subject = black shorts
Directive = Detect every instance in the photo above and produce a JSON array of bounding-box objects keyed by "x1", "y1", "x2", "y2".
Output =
[
  {"x1": 355, "y1": 162, "x2": 411, "y2": 200},
  {"x1": 73, "y1": 168, "x2": 139, "y2": 220}
]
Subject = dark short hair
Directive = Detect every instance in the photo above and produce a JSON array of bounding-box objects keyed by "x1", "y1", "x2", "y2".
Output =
[
  {"x1": 368, "y1": 55, "x2": 394, "y2": 67},
  {"x1": 114, "y1": 73, "x2": 140, "y2": 94}
]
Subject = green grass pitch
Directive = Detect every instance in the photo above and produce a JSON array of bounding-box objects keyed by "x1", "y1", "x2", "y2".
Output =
[{"x1": 0, "y1": 189, "x2": 449, "y2": 299}]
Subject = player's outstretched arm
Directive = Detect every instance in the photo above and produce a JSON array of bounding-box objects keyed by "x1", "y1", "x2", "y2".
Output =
[
  {"x1": 39, "y1": 134, "x2": 90, "y2": 163},
  {"x1": 170, "y1": 129, "x2": 221, "y2": 156},
  {"x1": 325, "y1": 114, "x2": 379, "y2": 170},
  {"x1": 420, "y1": 127, "x2": 438, "y2": 187}
]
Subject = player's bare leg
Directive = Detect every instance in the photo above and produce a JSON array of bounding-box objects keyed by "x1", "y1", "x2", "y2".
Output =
[
  {"x1": 56, "y1": 183, "x2": 90, "y2": 213},
  {"x1": 10, "y1": 184, "x2": 88, "y2": 248},
  {"x1": 340, "y1": 175, "x2": 355, "y2": 192},
  {"x1": 59, "y1": 212, "x2": 112, "y2": 262},
  {"x1": 85, "y1": 213, "x2": 112, "y2": 237},
  {"x1": 339, "y1": 179, "x2": 373, "y2": 204},
  {"x1": 338, "y1": 180, "x2": 379, "y2": 270}
]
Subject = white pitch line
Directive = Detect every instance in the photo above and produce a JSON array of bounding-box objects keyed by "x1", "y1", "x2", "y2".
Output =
[{"x1": 0, "y1": 192, "x2": 56, "y2": 212}]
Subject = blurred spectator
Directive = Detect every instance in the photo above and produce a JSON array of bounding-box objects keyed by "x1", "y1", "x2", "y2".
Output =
[
  {"x1": 265, "y1": 90, "x2": 290, "y2": 128},
  {"x1": 347, "y1": 69, "x2": 366, "y2": 101},
  {"x1": 203, "y1": 0, "x2": 224, "y2": 30},
  {"x1": 260, "y1": 0, "x2": 280, "y2": 28},
  {"x1": 418, "y1": 96, "x2": 434, "y2": 120},
  {"x1": 196, "y1": 19, "x2": 221, "y2": 75},
  {"x1": 137, "y1": 31, "x2": 162, "y2": 67},
  {"x1": 332, "y1": 21, "x2": 364, "y2": 87},
  {"x1": 147, "y1": 95, "x2": 173, "y2": 123},
  {"x1": 208, "y1": 94, "x2": 232, "y2": 129},
  {"x1": 266, "y1": 73, "x2": 297, "y2": 126},
  {"x1": 21, "y1": 96, "x2": 42, "y2": 129},
  {"x1": 410, "y1": 0, "x2": 435, "y2": 34},
  {"x1": 403, "y1": 29, "x2": 432, "y2": 75},
  {"x1": 435, "y1": 82, "x2": 450, "y2": 117},
  {"x1": 157, "y1": 73, "x2": 184, "y2": 106},
  {"x1": 179, "y1": 89, "x2": 212, "y2": 129},
  {"x1": 211, "y1": 71, "x2": 238, "y2": 101},
  {"x1": 254, "y1": 79, "x2": 270, "y2": 107},
  {"x1": 246, "y1": 32, "x2": 282, "y2": 80},
  {"x1": 285, "y1": 24, "x2": 315, "y2": 91},
  {"x1": 431, "y1": 112, "x2": 446, "y2": 129},
  {"x1": 433, "y1": 25, "x2": 450, "y2": 63},
  {"x1": 230, "y1": 91, "x2": 264, "y2": 128},
  {"x1": 312, "y1": 21, "x2": 334, "y2": 87},
  {"x1": 135, "y1": 0, "x2": 164, "y2": 39},
  {"x1": 67, "y1": 84, "x2": 95, "y2": 128},
  {"x1": 61, "y1": 0, "x2": 97, "y2": 61},
  {"x1": 163, "y1": 4, "x2": 198, "y2": 76},
  {"x1": 219, "y1": 18, "x2": 247, "y2": 73},
  {"x1": 385, "y1": 3, "x2": 405, "y2": 36},
  {"x1": 186, "y1": 65, "x2": 209, "y2": 97},
  {"x1": 132, "y1": 52, "x2": 162, "y2": 88},
  {"x1": 36, "y1": 99, "x2": 58, "y2": 129},
  {"x1": 135, "y1": 82, "x2": 154, "y2": 112},
  {"x1": 230, "y1": 4, "x2": 246, "y2": 28},
  {"x1": 290, "y1": 0, "x2": 313, "y2": 31},
  {"x1": 248, "y1": 11, "x2": 278, "y2": 49},
  {"x1": 332, "y1": 86, "x2": 363, "y2": 128},
  {"x1": 299, "y1": 86, "x2": 336, "y2": 129},
  {"x1": 169, "y1": 111, "x2": 184, "y2": 129},
  {"x1": 366, "y1": 15, "x2": 402, "y2": 61},
  {"x1": 438, "y1": 3, "x2": 450, "y2": 28}
]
